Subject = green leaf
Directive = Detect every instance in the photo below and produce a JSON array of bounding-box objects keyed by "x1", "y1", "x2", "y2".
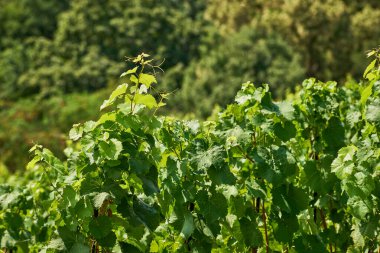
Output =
[
  {"x1": 69, "y1": 124, "x2": 83, "y2": 141},
  {"x1": 96, "y1": 231, "x2": 116, "y2": 248},
  {"x1": 130, "y1": 74, "x2": 139, "y2": 84},
  {"x1": 70, "y1": 243, "x2": 90, "y2": 253},
  {"x1": 0, "y1": 191, "x2": 21, "y2": 209},
  {"x1": 272, "y1": 185, "x2": 309, "y2": 214},
  {"x1": 350, "y1": 224, "x2": 365, "y2": 248},
  {"x1": 347, "y1": 197, "x2": 370, "y2": 219},
  {"x1": 274, "y1": 121, "x2": 296, "y2": 142},
  {"x1": 246, "y1": 180, "x2": 266, "y2": 199},
  {"x1": 272, "y1": 213, "x2": 299, "y2": 243},
  {"x1": 80, "y1": 174, "x2": 103, "y2": 195},
  {"x1": 100, "y1": 83, "x2": 128, "y2": 110},
  {"x1": 83, "y1": 121, "x2": 96, "y2": 132},
  {"x1": 294, "y1": 234, "x2": 329, "y2": 253},
  {"x1": 134, "y1": 94, "x2": 157, "y2": 109},
  {"x1": 288, "y1": 186, "x2": 309, "y2": 213},
  {"x1": 139, "y1": 73, "x2": 156, "y2": 88},
  {"x1": 40, "y1": 148, "x2": 65, "y2": 173},
  {"x1": 180, "y1": 211, "x2": 194, "y2": 239},
  {"x1": 99, "y1": 138, "x2": 123, "y2": 160},
  {"x1": 96, "y1": 112, "x2": 116, "y2": 126},
  {"x1": 194, "y1": 146, "x2": 224, "y2": 169},
  {"x1": 120, "y1": 67, "x2": 138, "y2": 77},
  {"x1": 239, "y1": 217, "x2": 263, "y2": 247},
  {"x1": 93, "y1": 192, "x2": 111, "y2": 209},
  {"x1": 367, "y1": 50, "x2": 376, "y2": 57},
  {"x1": 360, "y1": 81, "x2": 374, "y2": 106},
  {"x1": 140, "y1": 167, "x2": 159, "y2": 196},
  {"x1": 57, "y1": 226, "x2": 83, "y2": 249},
  {"x1": 366, "y1": 98, "x2": 380, "y2": 124},
  {"x1": 130, "y1": 158, "x2": 151, "y2": 175},
  {"x1": 4, "y1": 212, "x2": 23, "y2": 231},
  {"x1": 228, "y1": 216, "x2": 248, "y2": 247},
  {"x1": 197, "y1": 190, "x2": 227, "y2": 223},
  {"x1": 45, "y1": 238, "x2": 66, "y2": 251},
  {"x1": 133, "y1": 197, "x2": 160, "y2": 231},
  {"x1": 225, "y1": 126, "x2": 251, "y2": 148},
  {"x1": 235, "y1": 89, "x2": 253, "y2": 104},
  {"x1": 61, "y1": 185, "x2": 78, "y2": 208},
  {"x1": 322, "y1": 117, "x2": 345, "y2": 153},
  {"x1": 150, "y1": 240, "x2": 159, "y2": 252},
  {"x1": 253, "y1": 146, "x2": 297, "y2": 184},
  {"x1": 272, "y1": 187, "x2": 291, "y2": 213},
  {"x1": 119, "y1": 241, "x2": 144, "y2": 253},
  {"x1": 342, "y1": 172, "x2": 375, "y2": 199},
  {"x1": 218, "y1": 184, "x2": 238, "y2": 201},
  {"x1": 207, "y1": 166, "x2": 236, "y2": 185},
  {"x1": 363, "y1": 59, "x2": 376, "y2": 79},
  {"x1": 75, "y1": 197, "x2": 93, "y2": 219},
  {"x1": 89, "y1": 216, "x2": 113, "y2": 239},
  {"x1": 302, "y1": 161, "x2": 326, "y2": 193},
  {"x1": 0, "y1": 231, "x2": 16, "y2": 248},
  {"x1": 275, "y1": 101, "x2": 295, "y2": 120},
  {"x1": 331, "y1": 145, "x2": 357, "y2": 179}
]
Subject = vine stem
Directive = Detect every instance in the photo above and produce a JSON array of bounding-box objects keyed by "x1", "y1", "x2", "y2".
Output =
[
  {"x1": 251, "y1": 132, "x2": 257, "y2": 146},
  {"x1": 238, "y1": 145, "x2": 255, "y2": 164},
  {"x1": 251, "y1": 200, "x2": 259, "y2": 253},
  {"x1": 262, "y1": 201, "x2": 269, "y2": 253},
  {"x1": 90, "y1": 240, "x2": 97, "y2": 253},
  {"x1": 320, "y1": 209, "x2": 333, "y2": 253},
  {"x1": 256, "y1": 198, "x2": 261, "y2": 213}
]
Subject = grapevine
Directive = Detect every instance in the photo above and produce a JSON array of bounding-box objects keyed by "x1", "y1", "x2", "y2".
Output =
[{"x1": 1, "y1": 51, "x2": 380, "y2": 252}]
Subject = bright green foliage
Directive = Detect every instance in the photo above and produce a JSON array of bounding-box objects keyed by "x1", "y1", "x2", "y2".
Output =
[{"x1": 1, "y1": 52, "x2": 380, "y2": 252}]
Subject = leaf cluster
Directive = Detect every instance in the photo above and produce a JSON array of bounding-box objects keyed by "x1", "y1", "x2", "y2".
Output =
[{"x1": 1, "y1": 53, "x2": 380, "y2": 252}]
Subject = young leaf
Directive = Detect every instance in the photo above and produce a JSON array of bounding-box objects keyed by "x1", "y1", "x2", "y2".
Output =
[
  {"x1": 100, "y1": 83, "x2": 128, "y2": 110},
  {"x1": 180, "y1": 211, "x2": 194, "y2": 239},
  {"x1": 120, "y1": 67, "x2": 138, "y2": 78},
  {"x1": 331, "y1": 145, "x2": 357, "y2": 179},
  {"x1": 363, "y1": 59, "x2": 376, "y2": 79},
  {"x1": 360, "y1": 81, "x2": 373, "y2": 106},
  {"x1": 69, "y1": 124, "x2": 83, "y2": 141},
  {"x1": 139, "y1": 73, "x2": 157, "y2": 88},
  {"x1": 134, "y1": 94, "x2": 157, "y2": 109},
  {"x1": 99, "y1": 138, "x2": 123, "y2": 160}
]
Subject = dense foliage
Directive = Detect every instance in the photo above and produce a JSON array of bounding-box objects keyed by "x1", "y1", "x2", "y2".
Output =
[
  {"x1": 1, "y1": 51, "x2": 379, "y2": 252},
  {"x1": 1, "y1": 0, "x2": 380, "y2": 171}
]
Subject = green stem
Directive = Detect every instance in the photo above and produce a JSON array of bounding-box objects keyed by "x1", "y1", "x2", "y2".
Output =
[
  {"x1": 262, "y1": 201, "x2": 269, "y2": 253},
  {"x1": 131, "y1": 65, "x2": 144, "y2": 114},
  {"x1": 238, "y1": 145, "x2": 255, "y2": 164},
  {"x1": 319, "y1": 209, "x2": 333, "y2": 253}
]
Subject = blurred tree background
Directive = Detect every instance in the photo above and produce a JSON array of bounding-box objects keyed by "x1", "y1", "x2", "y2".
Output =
[{"x1": 0, "y1": 0, "x2": 379, "y2": 172}]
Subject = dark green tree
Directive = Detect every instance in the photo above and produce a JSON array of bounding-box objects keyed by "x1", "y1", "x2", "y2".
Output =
[{"x1": 166, "y1": 26, "x2": 305, "y2": 117}]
